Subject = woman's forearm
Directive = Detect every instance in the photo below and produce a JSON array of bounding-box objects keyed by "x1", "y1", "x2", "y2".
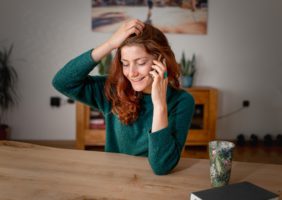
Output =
[
  {"x1": 91, "y1": 41, "x2": 114, "y2": 62},
  {"x1": 151, "y1": 105, "x2": 168, "y2": 133}
]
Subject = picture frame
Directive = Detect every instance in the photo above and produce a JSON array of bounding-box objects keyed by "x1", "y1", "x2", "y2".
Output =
[{"x1": 91, "y1": 0, "x2": 208, "y2": 34}]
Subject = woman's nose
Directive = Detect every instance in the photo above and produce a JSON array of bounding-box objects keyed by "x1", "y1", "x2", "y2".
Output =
[{"x1": 129, "y1": 66, "x2": 138, "y2": 77}]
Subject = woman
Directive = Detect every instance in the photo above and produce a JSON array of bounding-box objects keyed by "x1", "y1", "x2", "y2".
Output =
[{"x1": 53, "y1": 19, "x2": 194, "y2": 175}]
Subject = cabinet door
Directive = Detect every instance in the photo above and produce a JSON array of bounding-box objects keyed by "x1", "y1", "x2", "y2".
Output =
[
  {"x1": 76, "y1": 103, "x2": 106, "y2": 148},
  {"x1": 186, "y1": 90, "x2": 211, "y2": 145}
]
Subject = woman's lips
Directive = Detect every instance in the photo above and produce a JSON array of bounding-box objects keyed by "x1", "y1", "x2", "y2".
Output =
[{"x1": 131, "y1": 77, "x2": 145, "y2": 82}]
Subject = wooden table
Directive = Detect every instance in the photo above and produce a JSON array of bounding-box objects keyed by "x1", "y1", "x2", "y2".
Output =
[{"x1": 0, "y1": 141, "x2": 281, "y2": 199}]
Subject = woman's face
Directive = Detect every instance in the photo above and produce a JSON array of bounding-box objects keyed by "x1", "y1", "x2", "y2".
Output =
[{"x1": 121, "y1": 45, "x2": 154, "y2": 93}]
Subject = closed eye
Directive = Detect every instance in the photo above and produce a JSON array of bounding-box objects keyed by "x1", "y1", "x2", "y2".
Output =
[
  {"x1": 137, "y1": 60, "x2": 148, "y2": 66},
  {"x1": 121, "y1": 63, "x2": 129, "y2": 67}
]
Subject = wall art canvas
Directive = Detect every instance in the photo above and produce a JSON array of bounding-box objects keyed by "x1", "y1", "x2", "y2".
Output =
[{"x1": 92, "y1": 0, "x2": 208, "y2": 34}]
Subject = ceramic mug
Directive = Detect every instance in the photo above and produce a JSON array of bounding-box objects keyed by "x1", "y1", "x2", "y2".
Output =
[{"x1": 209, "y1": 140, "x2": 235, "y2": 187}]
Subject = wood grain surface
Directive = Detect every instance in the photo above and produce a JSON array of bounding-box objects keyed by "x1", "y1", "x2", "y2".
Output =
[{"x1": 0, "y1": 141, "x2": 281, "y2": 199}]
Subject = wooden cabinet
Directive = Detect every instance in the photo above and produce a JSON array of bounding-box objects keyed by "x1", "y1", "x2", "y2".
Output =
[
  {"x1": 185, "y1": 87, "x2": 218, "y2": 145},
  {"x1": 76, "y1": 87, "x2": 218, "y2": 149}
]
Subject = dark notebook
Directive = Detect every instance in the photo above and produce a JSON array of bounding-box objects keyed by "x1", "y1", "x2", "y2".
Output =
[{"x1": 190, "y1": 181, "x2": 279, "y2": 200}]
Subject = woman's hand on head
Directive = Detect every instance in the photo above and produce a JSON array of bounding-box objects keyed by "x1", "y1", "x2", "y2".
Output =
[
  {"x1": 106, "y1": 19, "x2": 145, "y2": 49},
  {"x1": 91, "y1": 19, "x2": 144, "y2": 66}
]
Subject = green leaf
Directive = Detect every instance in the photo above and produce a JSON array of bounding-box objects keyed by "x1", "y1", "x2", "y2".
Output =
[
  {"x1": 98, "y1": 53, "x2": 112, "y2": 75},
  {"x1": 179, "y1": 51, "x2": 196, "y2": 77},
  {"x1": 0, "y1": 44, "x2": 18, "y2": 123}
]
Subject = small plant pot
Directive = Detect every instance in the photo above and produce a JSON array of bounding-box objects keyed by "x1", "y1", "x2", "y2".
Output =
[
  {"x1": 0, "y1": 124, "x2": 10, "y2": 140},
  {"x1": 181, "y1": 76, "x2": 193, "y2": 88}
]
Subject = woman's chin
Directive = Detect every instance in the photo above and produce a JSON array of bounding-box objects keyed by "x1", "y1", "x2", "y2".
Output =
[
  {"x1": 132, "y1": 85, "x2": 151, "y2": 93},
  {"x1": 131, "y1": 85, "x2": 145, "y2": 92}
]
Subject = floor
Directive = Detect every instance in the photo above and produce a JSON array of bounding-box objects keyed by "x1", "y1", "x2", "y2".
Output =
[{"x1": 19, "y1": 140, "x2": 282, "y2": 165}]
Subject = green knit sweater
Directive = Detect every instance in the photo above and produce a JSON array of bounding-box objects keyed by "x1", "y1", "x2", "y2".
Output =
[{"x1": 52, "y1": 49, "x2": 195, "y2": 175}]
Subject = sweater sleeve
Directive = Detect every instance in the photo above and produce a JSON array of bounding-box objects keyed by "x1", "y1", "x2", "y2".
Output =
[
  {"x1": 52, "y1": 49, "x2": 109, "y2": 113},
  {"x1": 148, "y1": 92, "x2": 195, "y2": 175}
]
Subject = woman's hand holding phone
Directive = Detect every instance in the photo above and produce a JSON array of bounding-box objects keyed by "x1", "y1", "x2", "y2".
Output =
[
  {"x1": 149, "y1": 55, "x2": 168, "y2": 109},
  {"x1": 150, "y1": 55, "x2": 169, "y2": 133}
]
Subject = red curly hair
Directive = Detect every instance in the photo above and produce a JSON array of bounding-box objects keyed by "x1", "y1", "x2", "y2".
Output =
[{"x1": 105, "y1": 23, "x2": 180, "y2": 124}]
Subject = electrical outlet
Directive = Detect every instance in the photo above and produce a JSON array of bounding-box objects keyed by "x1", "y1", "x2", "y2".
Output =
[
  {"x1": 50, "y1": 96, "x2": 61, "y2": 107},
  {"x1": 242, "y1": 100, "x2": 250, "y2": 107}
]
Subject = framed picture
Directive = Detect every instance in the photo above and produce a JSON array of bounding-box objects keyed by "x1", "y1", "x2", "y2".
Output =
[{"x1": 91, "y1": 0, "x2": 208, "y2": 34}]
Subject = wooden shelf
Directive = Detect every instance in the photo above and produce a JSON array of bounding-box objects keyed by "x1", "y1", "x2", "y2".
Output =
[
  {"x1": 76, "y1": 87, "x2": 218, "y2": 149},
  {"x1": 186, "y1": 87, "x2": 218, "y2": 146}
]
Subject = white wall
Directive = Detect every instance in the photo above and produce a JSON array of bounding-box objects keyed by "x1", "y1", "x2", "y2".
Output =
[{"x1": 0, "y1": 0, "x2": 281, "y2": 140}]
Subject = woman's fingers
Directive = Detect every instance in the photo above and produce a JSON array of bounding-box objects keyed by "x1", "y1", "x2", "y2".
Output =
[
  {"x1": 108, "y1": 19, "x2": 144, "y2": 49},
  {"x1": 151, "y1": 60, "x2": 167, "y2": 79},
  {"x1": 128, "y1": 19, "x2": 145, "y2": 29},
  {"x1": 131, "y1": 26, "x2": 142, "y2": 36},
  {"x1": 153, "y1": 59, "x2": 166, "y2": 70},
  {"x1": 149, "y1": 70, "x2": 158, "y2": 79},
  {"x1": 126, "y1": 19, "x2": 145, "y2": 35}
]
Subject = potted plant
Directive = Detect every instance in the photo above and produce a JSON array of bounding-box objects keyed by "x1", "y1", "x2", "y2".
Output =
[
  {"x1": 0, "y1": 44, "x2": 18, "y2": 140},
  {"x1": 180, "y1": 52, "x2": 196, "y2": 88},
  {"x1": 98, "y1": 53, "x2": 112, "y2": 75}
]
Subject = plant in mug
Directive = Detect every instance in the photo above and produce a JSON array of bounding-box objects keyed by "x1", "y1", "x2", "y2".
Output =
[
  {"x1": 0, "y1": 44, "x2": 18, "y2": 139},
  {"x1": 179, "y1": 52, "x2": 196, "y2": 88},
  {"x1": 98, "y1": 53, "x2": 112, "y2": 75}
]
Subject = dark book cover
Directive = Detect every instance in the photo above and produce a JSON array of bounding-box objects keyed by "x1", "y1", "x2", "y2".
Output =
[{"x1": 190, "y1": 182, "x2": 279, "y2": 200}]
